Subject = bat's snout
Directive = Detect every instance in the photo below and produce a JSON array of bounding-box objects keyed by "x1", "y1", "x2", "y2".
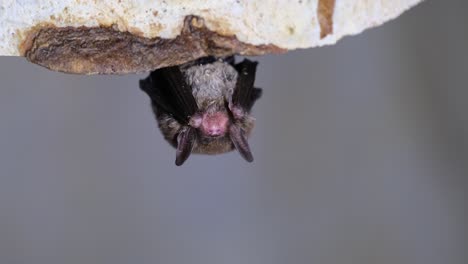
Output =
[{"x1": 201, "y1": 112, "x2": 229, "y2": 137}]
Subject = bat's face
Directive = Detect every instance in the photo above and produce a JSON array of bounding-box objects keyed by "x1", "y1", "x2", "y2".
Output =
[
  {"x1": 140, "y1": 57, "x2": 261, "y2": 166},
  {"x1": 193, "y1": 110, "x2": 229, "y2": 138},
  {"x1": 160, "y1": 104, "x2": 255, "y2": 153}
]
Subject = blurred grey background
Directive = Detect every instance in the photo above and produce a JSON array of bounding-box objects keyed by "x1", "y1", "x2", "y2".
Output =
[{"x1": 0, "y1": 1, "x2": 467, "y2": 264}]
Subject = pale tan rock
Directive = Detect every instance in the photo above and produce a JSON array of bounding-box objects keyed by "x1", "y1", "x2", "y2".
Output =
[{"x1": 0, "y1": 0, "x2": 423, "y2": 74}]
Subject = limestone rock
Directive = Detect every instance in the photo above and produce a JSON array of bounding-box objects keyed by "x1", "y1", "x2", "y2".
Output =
[{"x1": 0, "y1": 0, "x2": 423, "y2": 74}]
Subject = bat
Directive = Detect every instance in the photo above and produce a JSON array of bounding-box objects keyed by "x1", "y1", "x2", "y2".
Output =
[{"x1": 139, "y1": 56, "x2": 262, "y2": 166}]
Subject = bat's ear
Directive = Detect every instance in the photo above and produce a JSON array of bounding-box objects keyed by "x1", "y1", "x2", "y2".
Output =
[
  {"x1": 175, "y1": 127, "x2": 196, "y2": 166},
  {"x1": 229, "y1": 124, "x2": 254, "y2": 163}
]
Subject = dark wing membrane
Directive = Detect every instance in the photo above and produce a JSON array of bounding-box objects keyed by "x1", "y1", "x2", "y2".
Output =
[
  {"x1": 160, "y1": 66, "x2": 199, "y2": 123},
  {"x1": 233, "y1": 59, "x2": 262, "y2": 112},
  {"x1": 139, "y1": 66, "x2": 198, "y2": 124},
  {"x1": 139, "y1": 70, "x2": 177, "y2": 118},
  {"x1": 250, "y1": 87, "x2": 262, "y2": 110}
]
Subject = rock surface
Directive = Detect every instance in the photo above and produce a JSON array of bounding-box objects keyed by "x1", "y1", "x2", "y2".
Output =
[{"x1": 0, "y1": 0, "x2": 423, "y2": 74}]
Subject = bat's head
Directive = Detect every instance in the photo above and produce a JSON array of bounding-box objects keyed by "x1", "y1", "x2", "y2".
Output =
[
  {"x1": 157, "y1": 98, "x2": 259, "y2": 166},
  {"x1": 189, "y1": 102, "x2": 257, "y2": 157},
  {"x1": 189, "y1": 107, "x2": 229, "y2": 138},
  {"x1": 140, "y1": 57, "x2": 261, "y2": 166}
]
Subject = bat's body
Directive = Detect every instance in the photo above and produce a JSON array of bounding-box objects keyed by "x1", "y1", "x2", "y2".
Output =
[{"x1": 140, "y1": 56, "x2": 261, "y2": 166}]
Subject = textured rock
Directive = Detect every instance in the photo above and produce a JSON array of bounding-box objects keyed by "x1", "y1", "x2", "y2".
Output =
[{"x1": 0, "y1": 0, "x2": 423, "y2": 74}]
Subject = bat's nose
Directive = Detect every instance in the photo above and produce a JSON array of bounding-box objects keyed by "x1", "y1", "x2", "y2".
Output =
[
  {"x1": 202, "y1": 112, "x2": 229, "y2": 137},
  {"x1": 207, "y1": 127, "x2": 223, "y2": 136}
]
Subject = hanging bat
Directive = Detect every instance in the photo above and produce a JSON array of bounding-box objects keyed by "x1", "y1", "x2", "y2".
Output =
[{"x1": 139, "y1": 56, "x2": 262, "y2": 166}]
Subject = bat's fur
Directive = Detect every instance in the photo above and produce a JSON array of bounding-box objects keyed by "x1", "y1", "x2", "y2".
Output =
[
  {"x1": 140, "y1": 56, "x2": 260, "y2": 165},
  {"x1": 156, "y1": 60, "x2": 255, "y2": 155},
  {"x1": 184, "y1": 61, "x2": 236, "y2": 110}
]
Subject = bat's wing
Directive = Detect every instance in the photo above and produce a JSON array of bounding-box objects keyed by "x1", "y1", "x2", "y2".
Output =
[
  {"x1": 139, "y1": 66, "x2": 199, "y2": 124},
  {"x1": 232, "y1": 59, "x2": 262, "y2": 112},
  {"x1": 229, "y1": 59, "x2": 261, "y2": 163},
  {"x1": 140, "y1": 66, "x2": 199, "y2": 166}
]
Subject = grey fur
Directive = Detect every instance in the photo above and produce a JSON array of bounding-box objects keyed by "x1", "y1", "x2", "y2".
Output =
[
  {"x1": 140, "y1": 57, "x2": 260, "y2": 164},
  {"x1": 183, "y1": 61, "x2": 237, "y2": 110}
]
